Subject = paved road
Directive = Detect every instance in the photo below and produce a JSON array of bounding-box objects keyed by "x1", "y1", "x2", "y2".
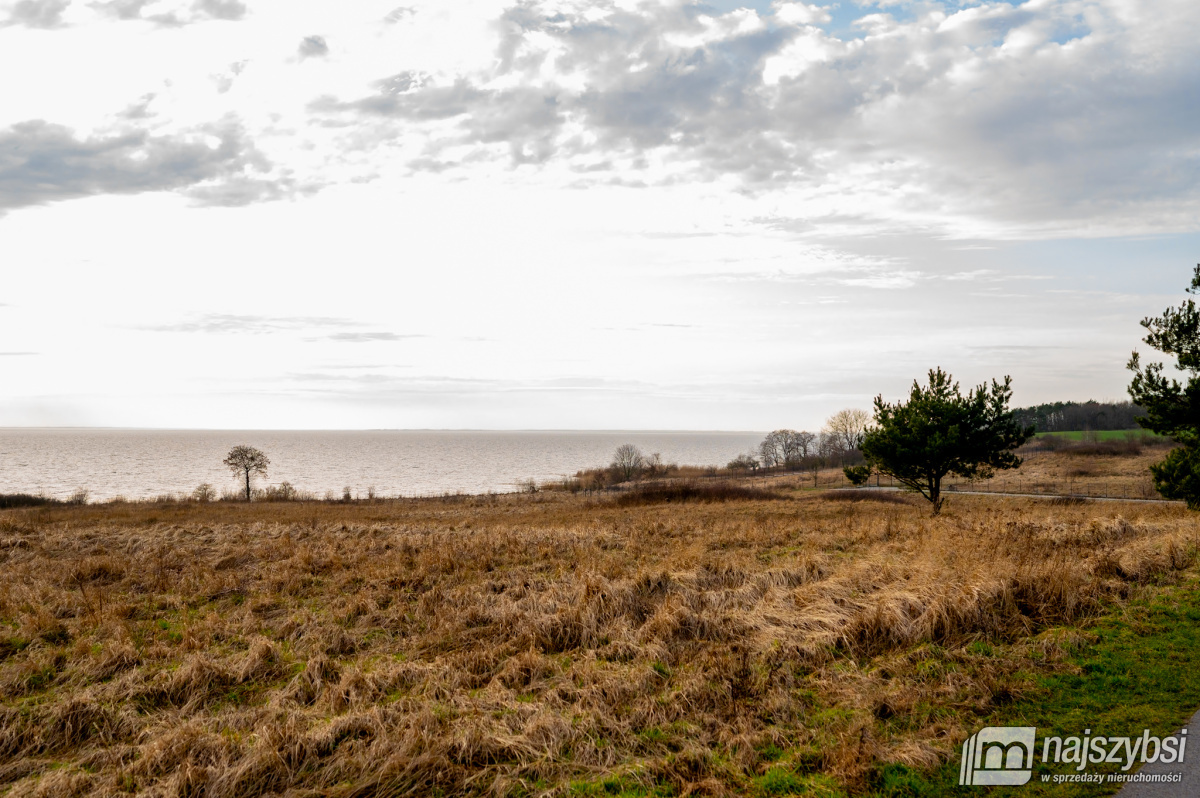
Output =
[{"x1": 1117, "y1": 709, "x2": 1200, "y2": 797}]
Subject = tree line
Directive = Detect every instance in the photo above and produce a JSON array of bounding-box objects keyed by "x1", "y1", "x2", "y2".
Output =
[
  {"x1": 725, "y1": 409, "x2": 871, "y2": 473},
  {"x1": 1010, "y1": 401, "x2": 1145, "y2": 432}
]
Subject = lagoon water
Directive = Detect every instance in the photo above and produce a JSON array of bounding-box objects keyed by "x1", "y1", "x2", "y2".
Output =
[{"x1": 0, "y1": 429, "x2": 764, "y2": 501}]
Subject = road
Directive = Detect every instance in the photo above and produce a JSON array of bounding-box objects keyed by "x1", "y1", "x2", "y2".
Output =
[{"x1": 1116, "y1": 709, "x2": 1200, "y2": 797}]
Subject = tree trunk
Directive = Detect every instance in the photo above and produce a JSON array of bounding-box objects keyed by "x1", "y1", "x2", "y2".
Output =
[
  {"x1": 929, "y1": 477, "x2": 942, "y2": 515},
  {"x1": 244, "y1": 469, "x2": 251, "y2": 501}
]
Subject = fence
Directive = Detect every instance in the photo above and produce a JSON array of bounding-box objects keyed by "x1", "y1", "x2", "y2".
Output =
[{"x1": 785, "y1": 469, "x2": 1167, "y2": 502}]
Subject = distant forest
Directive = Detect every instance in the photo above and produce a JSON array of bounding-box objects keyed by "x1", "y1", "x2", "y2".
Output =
[{"x1": 1011, "y1": 401, "x2": 1145, "y2": 432}]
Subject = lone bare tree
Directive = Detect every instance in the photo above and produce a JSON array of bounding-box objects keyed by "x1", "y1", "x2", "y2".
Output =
[
  {"x1": 224, "y1": 446, "x2": 270, "y2": 501},
  {"x1": 611, "y1": 444, "x2": 646, "y2": 482},
  {"x1": 824, "y1": 408, "x2": 871, "y2": 453}
]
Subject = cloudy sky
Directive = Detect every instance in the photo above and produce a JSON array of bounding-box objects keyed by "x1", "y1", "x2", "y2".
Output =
[{"x1": 1, "y1": 0, "x2": 1197, "y2": 430}]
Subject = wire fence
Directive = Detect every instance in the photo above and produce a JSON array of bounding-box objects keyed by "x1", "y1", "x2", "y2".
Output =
[{"x1": 780, "y1": 468, "x2": 1169, "y2": 502}]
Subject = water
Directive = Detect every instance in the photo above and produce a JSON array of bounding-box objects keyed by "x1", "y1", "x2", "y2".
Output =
[{"x1": 0, "y1": 429, "x2": 765, "y2": 501}]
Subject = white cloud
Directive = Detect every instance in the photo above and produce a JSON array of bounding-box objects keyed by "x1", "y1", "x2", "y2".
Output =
[
  {"x1": 772, "y1": 2, "x2": 831, "y2": 26},
  {"x1": 0, "y1": 0, "x2": 1197, "y2": 428}
]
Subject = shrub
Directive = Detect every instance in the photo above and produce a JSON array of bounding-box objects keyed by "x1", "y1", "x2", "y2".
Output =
[
  {"x1": 727, "y1": 453, "x2": 759, "y2": 472},
  {"x1": 0, "y1": 493, "x2": 56, "y2": 509},
  {"x1": 613, "y1": 481, "x2": 784, "y2": 506},
  {"x1": 819, "y1": 489, "x2": 911, "y2": 504},
  {"x1": 257, "y1": 482, "x2": 300, "y2": 502},
  {"x1": 843, "y1": 465, "x2": 871, "y2": 486}
]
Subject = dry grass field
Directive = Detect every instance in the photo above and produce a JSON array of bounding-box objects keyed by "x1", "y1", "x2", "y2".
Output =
[{"x1": 2, "y1": 450, "x2": 1199, "y2": 797}]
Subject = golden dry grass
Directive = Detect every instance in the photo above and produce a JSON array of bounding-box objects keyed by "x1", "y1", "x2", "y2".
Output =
[
  {"x1": 943, "y1": 446, "x2": 1170, "y2": 499},
  {"x1": 1, "y1": 460, "x2": 1198, "y2": 796}
]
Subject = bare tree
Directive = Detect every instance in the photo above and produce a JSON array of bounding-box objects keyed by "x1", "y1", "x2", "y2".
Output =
[
  {"x1": 224, "y1": 446, "x2": 270, "y2": 501},
  {"x1": 758, "y1": 429, "x2": 815, "y2": 469},
  {"x1": 758, "y1": 430, "x2": 790, "y2": 468},
  {"x1": 793, "y1": 430, "x2": 817, "y2": 458},
  {"x1": 817, "y1": 430, "x2": 841, "y2": 460},
  {"x1": 824, "y1": 408, "x2": 871, "y2": 453},
  {"x1": 611, "y1": 444, "x2": 646, "y2": 482}
]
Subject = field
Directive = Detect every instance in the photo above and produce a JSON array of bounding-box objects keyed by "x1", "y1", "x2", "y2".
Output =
[
  {"x1": 3, "y1": 449, "x2": 1200, "y2": 797},
  {"x1": 1035, "y1": 431, "x2": 1165, "y2": 442}
]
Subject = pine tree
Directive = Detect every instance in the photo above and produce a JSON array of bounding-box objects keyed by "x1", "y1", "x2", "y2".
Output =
[
  {"x1": 1127, "y1": 265, "x2": 1200, "y2": 507},
  {"x1": 861, "y1": 368, "x2": 1033, "y2": 515}
]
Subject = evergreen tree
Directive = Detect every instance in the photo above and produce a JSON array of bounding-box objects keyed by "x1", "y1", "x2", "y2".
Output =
[
  {"x1": 861, "y1": 368, "x2": 1034, "y2": 515},
  {"x1": 1127, "y1": 265, "x2": 1200, "y2": 507}
]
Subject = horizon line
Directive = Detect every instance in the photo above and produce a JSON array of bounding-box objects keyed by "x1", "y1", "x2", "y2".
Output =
[{"x1": 0, "y1": 426, "x2": 768, "y2": 434}]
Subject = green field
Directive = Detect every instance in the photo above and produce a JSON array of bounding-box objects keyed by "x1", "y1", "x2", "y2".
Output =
[{"x1": 1035, "y1": 429, "x2": 1165, "y2": 441}]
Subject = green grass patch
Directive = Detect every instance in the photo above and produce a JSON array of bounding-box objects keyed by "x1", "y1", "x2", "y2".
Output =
[
  {"x1": 1036, "y1": 430, "x2": 1164, "y2": 442},
  {"x1": 755, "y1": 768, "x2": 846, "y2": 797},
  {"x1": 866, "y1": 580, "x2": 1200, "y2": 796},
  {"x1": 0, "y1": 636, "x2": 30, "y2": 661},
  {"x1": 568, "y1": 775, "x2": 676, "y2": 797}
]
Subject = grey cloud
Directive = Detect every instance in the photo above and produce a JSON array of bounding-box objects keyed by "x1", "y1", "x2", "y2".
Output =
[
  {"x1": 318, "y1": 6, "x2": 789, "y2": 171},
  {"x1": 286, "y1": 372, "x2": 403, "y2": 384},
  {"x1": 92, "y1": 0, "x2": 245, "y2": 25},
  {"x1": 307, "y1": 0, "x2": 1200, "y2": 235},
  {"x1": 211, "y1": 61, "x2": 247, "y2": 94},
  {"x1": 149, "y1": 314, "x2": 356, "y2": 334},
  {"x1": 0, "y1": 119, "x2": 292, "y2": 211},
  {"x1": 119, "y1": 94, "x2": 157, "y2": 120},
  {"x1": 325, "y1": 332, "x2": 425, "y2": 343},
  {"x1": 192, "y1": 0, "x2": 244, "y2": 21},
  {"x1": 383, "y1": 6, "x2": 413, "y2": 24},
  {"x1": 286, "y1": 374, "x2": 653, "y2": 402},
  {"x1": 186, "y1": 173, "x2": 301, "y2": 207},
  {"x1": 3, "y1": 0, "x2": 70, "y2": 28},
  {"x1": 966, "y1": 345, "x2": 1065, "y2": 352},
  {"x1": 299, "y1": 35, "x2": 328, "y2": 59}
]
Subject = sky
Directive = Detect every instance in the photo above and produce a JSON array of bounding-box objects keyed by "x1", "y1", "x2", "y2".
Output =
[{"x1": 1, "y1": 0, "x2": 1198, "y2": 430}]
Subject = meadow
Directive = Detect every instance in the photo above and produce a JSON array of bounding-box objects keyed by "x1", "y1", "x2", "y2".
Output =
[
  {"x1": 1034, "y1": 431, "x2": 1166, "y2": 443},
  {"x1": 2, "y1": 449, "x2": 1200, "y2": 797}
]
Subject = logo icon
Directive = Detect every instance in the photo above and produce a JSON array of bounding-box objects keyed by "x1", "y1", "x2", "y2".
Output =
[{"x1": 960, "y1": 726, "x2": 1037, "y2": 786}]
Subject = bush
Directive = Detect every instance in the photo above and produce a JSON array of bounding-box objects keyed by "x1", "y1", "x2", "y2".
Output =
[
  {"x1": 612, "y1": 481, "x2": 784, "y2": 506},
  {"x1": 192, "y1": 483, "x2": 216, "y2": 503},
  {"x1": 819, "y1": 490, "x2": 911, "y2": 504},
  {"x1": 727, "y1": 453, "x2": 760, "y2": 472},
  {"x1": 844, "y1": 465, "x2": 872, "y2": 486},
  {"x1": 257, "y1": 482, "x2": 300, "y2": 502},
  {"x1": 0, "y1": 493, "x2": 56, "y2": 509}
]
